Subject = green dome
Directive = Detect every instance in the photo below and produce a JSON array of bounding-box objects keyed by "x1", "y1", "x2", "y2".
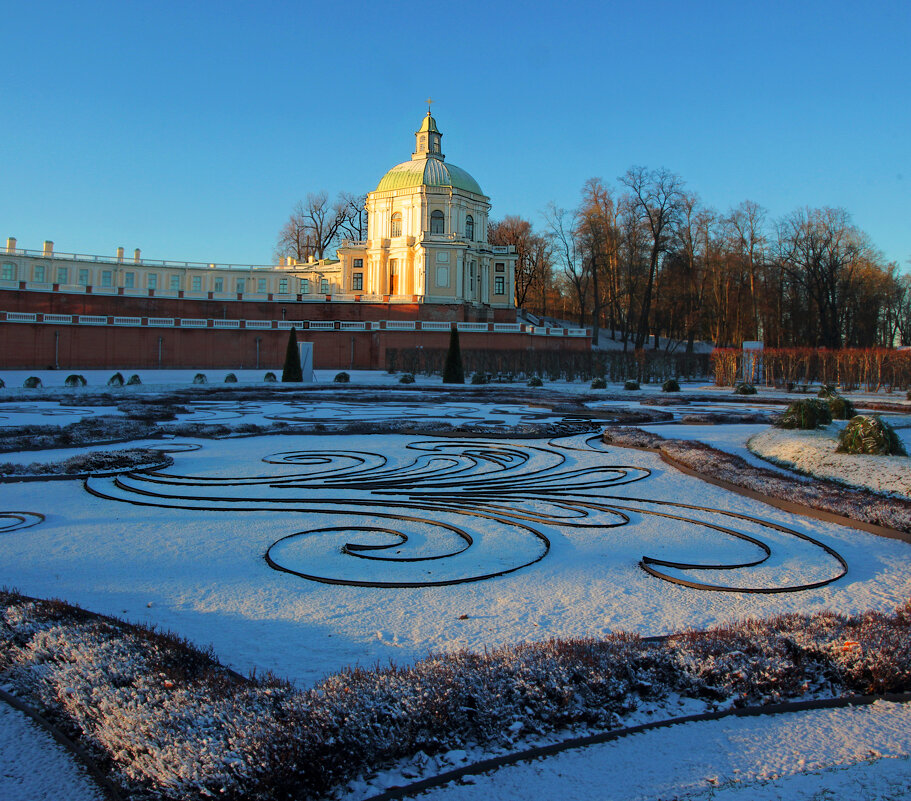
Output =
[{"x1": 376, "y1": 158, "x2": 484, "y2": 196}]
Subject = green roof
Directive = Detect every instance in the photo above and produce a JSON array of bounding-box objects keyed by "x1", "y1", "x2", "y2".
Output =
[
  {"x1": 418, "y1": 113, "x2": 440, "y2": 134},
  {"x1": 376, "y1": 158, "x2": 484, "y2": 195}
]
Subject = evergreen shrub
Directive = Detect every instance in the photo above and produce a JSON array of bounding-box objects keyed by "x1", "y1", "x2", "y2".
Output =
[
  {"x1": 442, "y1": 327, "x2": 465, "y2": 384},
  {"x1": 776, "y1": 398, "x2": 832, "y2": 430},
  {"x1": 733, "y1": 383, "x2": 756, "y2": 395},
  {"x1": 64, "y1": 374, "x2": 87, "y2": 387},
  {"x1": 126, "y1": 374, "x2": 142, "y2": 385},
  {"x1": 624, "y1": 380, "x2": 640, "y2": 391},
  {"x1": 827, "y1": 395, "x2": 856, "y2": 420},
  {"x1": 334, "y1": 372, "x2": 350, "y2": 383},
  {"x1": 528, "y1": 376, "x2": 543, "y2": 387},
  {"x1": 23, "y1": 376, "x2": 42, "y2": 388},
  {"x1": 591, "y1": 377, "x2": 607, "y2": 389},
  {"x1": 837, "y1": 415, "x2": 907, "y2": 456},
  {"x1": 281, "y1": 327, "x2": 303, "y2": 382},
  {"x1": 192, "y1": 373, "x2": 207, "y2": 385},
  {"x1": 106, "y1": 372, "x2": 124, "y2": 387},
  {"x1": 662, "y1": 378, "x2": 681, "y2": 393},
  {"x1": 263, "y1": 372, "x2": 277, "y2": 383},
  {"x1": 398, "y1": 373, "x2": 415, "y2": 384},
  {"x1": 470, "y1": 372, "x2": 488, "y2": 385},
  {"x1": 224, "y1": 373, "x2": 238, "y2": 383}
]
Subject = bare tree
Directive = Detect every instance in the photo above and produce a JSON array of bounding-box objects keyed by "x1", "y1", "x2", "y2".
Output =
[
  {"x1": 489, "y1": 216, "x2": 551, "y2": 309},
  {"x1": 275, "y1": 191, "x2": 348, "y2": 263},
  {"x1": 338, "y1": 192, "x2": 368, "y2": 242},
  {"x1": 726, "y1": 200, "x2": 767, "y2": 340},
  {"x1": 619, "y1": 167, "x2": 684, "y2": 349},
  {"x1": 544, "y1": 202, "x2": 588, "y2": 326}
]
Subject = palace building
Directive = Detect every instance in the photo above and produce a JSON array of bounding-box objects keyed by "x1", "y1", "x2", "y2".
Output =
[{"x1": 0, "y1": 110, "x2": 588, "y2": 371}]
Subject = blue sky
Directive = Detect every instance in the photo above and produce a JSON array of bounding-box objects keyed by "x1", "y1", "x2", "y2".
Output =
[{"x1": 2, "y1": 0, "x2": 909, "y2": 268}]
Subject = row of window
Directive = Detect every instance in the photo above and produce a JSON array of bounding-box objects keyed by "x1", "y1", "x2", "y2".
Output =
[
  {"x1": 1, "y1": 262, "x2": 336, "y2": 295},
  {"x1": 388, "y1": 212, "x2": 475, "y2": 239}
]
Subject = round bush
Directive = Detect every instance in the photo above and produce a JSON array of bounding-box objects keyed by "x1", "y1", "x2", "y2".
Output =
[
  {"x1": 733, "y1": 383, "x2": 757, "y2": 395},
  {"x1": 106, "y1": 372, "x2": 124, "y2": 387},
  {"x1": 224, "y1": 373, "x2": 238, "y2": 383},
  {"x1": 398, "y1": 373, "x2": 415, "y2": 384},
  {"x1": 527, "y1": 376, "x2": 543, "y2": 387},
  {"x1": 126, "y1": 374, "x2": 142, "y2": 386},
  {"x1": 775, "y1": 398, "x2": 832, "y2": 430},
  {"x1": 263, "y1": 372, "x2": 277, "y2": 383},
  {"x1": 64, "y1": 374, "x2": 87, "y2": 387},
  {"x1": 662, "y1": 378, "x2": 680, "y2": 393},
  {"x1": 23, "y1": 376, "x2": 43, "y2": 389},
  {"x1": 590, "y1": 377, "x2": 607, "y2": 389},
  {"x1": 817, "y1": 384, "x2": 838, "y2": 398},
  {"x1": 470, "y1": 372, "x2": 488, "y2": 385},
  {"x1": 624, "y1": 380, "x2": 640, "y2": 391},
  {"x1": 334, "y1": 372, "x2": 350, "y2": 383},
  {"x1": 837, "y1": 415, "x2": 906, "y2": 456},
  {"x1": 827, "y1": 395, "x2": 856, "y2": 420},
  {"x1": 192, "y1": 373, "x2": 207, "y2": 385}
]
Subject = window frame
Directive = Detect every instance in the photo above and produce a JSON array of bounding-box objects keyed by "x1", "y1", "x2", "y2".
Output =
[
  {"x1": 390, "y1": 212, "x2": 403, "y2": 238},
  {"x1": 430, "y1": 210, "x2": 445, "y2": 235},
  {"x1": 465, "y1": 215, "x2": 474, "y2": 241}
]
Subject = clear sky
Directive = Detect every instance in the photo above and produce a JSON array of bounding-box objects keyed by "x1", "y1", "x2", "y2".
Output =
[{"x1": 2, "y1": 0, "x2": 909, "y2": 268}]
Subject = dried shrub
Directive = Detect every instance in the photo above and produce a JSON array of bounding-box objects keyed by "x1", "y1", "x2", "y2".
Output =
[
  {"x1": 398, "y1": 373, "x2": 415, "y2": 384},
  {"x1": 733, "y1": 383, "x2": 756, "y2": 395},
  {"x1": 590, "y1": 377, "x2": 607, "y2": 389},
  {"x1": 107, "y1": 372, "x2": 125, "y2": 387},
  {"x1": 333, "y1": 372, "x2": 350, "y2": 384},
  {"x1": 827, "y1": 395, "x2": 856, "y2": 420},
  {"x1": 64, "y1": 374, "x2": 87, "y2": 387},
  {"x1": 224, "y1": 373, "x2": 238, "y2": 383},
  {"x1": 126, "y1": 374, "x2": 142, "y2": 385},
  {"x1": 837, "y1": 415, "x2": 907, "y2": 456},
  {"x1": 263, "y1": 372, "x2": 277, "y2": 383},
  {"x1": 527, "y1": 376, "x2": 543, "y2": 387},
  {"x1": 470, "y1": 372, "x2": 488, "y2": 385},
  {"x1": 624, "y1": 380, "x2": 640, "y2": 391},
  {"x1": 193, "y1": 373, "x2": 208, "y2": 385},
  {"x1": 23, "y1": 376, "x2": 43, "y2": 388},
  {"x1": 661, "y1": 378, "x2": 680, "y2": 393}
]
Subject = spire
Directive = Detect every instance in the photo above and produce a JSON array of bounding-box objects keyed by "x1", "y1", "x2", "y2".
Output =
[{"x1": 413, "y1": 103, "x2": 444, "y2": 161}]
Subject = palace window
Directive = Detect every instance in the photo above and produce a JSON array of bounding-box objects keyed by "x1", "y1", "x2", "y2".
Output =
[
  {"x1": 191, "y1": 276, "x2": 202, "y2": 291},
  {"x1": 495, "y1": 262, "x2": 505, "y2": 272},
  {"x1": 352, "y1": 272, "x2": 363, "y2": 291},
  {"x1": 391, "y1": 212, "x2": 402, "y2": 237},
  {"x1": 353, "y1": 258, "x2": 363, "y2": 268},
  {"x1": 101, "y1": 270, "x2": 113, "y2": 287},
  {"x1": 34, "y1": 265, "x2": 46, "y2": 282},
  {"x1": 147, "y1": 273, "x2": 158, "y2": 289},
  {"x1": 494, "y1": 276, "x2": 505, "y2": 295},
  {"x1": 300, "y1": 278, "x2": 311, "y2": 294},
  {"x1": 78, "y1": 268, "x2": 90, "y2": 286},
  {"x1": 169, "y1": 274, "x2": 180, "y2": 291},
  {"x1": 236, "y1": 279, "x2": 245, "y2": 293},
  {"x1": 279, "y1": 278, "x2": 289, "y2": 294},
  {"x1": 1, "y1": 262, "x2": 15, "y2": 281},
  {"x1": 320, "y1": 278, "x2": 330, "y2": 294},
  {"x1": 465, "y1": 215, "x2": 474, "y2": 241},
  {"x1": 124, "y1": 272, "x2": 135, "y2": 288},
  {"x1": 214, "y1": 277, "x2": 224, "y2": 292},
  {"x1": 430, "y1": 210, "x2": 444, "y2": 235},
  {"x1": 57, "y1": 266, "x2": 68, "y2": 284},
  {"x1": 257, "y1": 278, "x2": 267, "y2": 293}
]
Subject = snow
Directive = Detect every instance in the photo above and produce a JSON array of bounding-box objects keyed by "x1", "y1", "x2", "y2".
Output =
[
  {"x1": 1, "y1": 429, "x2": 910, "y2": 687},
  {"x1": 749, "y1": 425, "x2": 911, "y2": 499},
  {"x1": 415, "y1": 701, "x2": 911, "y2": 801},
  {"x1": 0, "y1": 700, "x2": 103, "y2": 801}
]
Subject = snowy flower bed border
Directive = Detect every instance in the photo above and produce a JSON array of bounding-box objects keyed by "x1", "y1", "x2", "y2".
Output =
[
  {"x1": 749, "y1": 426, "x2": 911, "y2": 499},
  {"x1": 603, "y1": 426, "x2": 911, "y2": 537},
  {"x1": 0, "y1": 449, "x2": 173, "y2": 481},
  {"x1": 2, "y1": 591, "x2": 910, "y2": 801}
]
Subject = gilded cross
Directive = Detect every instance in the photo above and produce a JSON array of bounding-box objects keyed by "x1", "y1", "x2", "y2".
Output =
[{"x1": 425, "y1": 97, "x2": 434, "y2": 114}]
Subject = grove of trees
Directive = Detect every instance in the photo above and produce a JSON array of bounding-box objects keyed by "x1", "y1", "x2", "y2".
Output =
[
  {"x1": 275, "y1": 191, "x2": 366, "y2": 263},
  {"x1": 495, "y1": 168, "x2": 908, "y2": 350}
]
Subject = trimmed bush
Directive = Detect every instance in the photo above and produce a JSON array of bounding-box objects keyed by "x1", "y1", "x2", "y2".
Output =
[
  {"x1": 776, "y1": 398, "x2": 832, "y2": 430},
  {"x1": 23, "y1": 376, "x2": 42, "y2": 389},
  {"x1": 470, "y1": 372, "x2": 488, "y2": 385},
  {"x1": 263, "y1": 372, "x2": 277, "y2": 383},
  {"x1": 527, "y1": 375, "x2": 543, "y2": 387},
  {"x1": 827, "y1": 395, "x2": 856, "y2": 420},
  {"x1": 624, "y1": 380, "x2": 640, "y2": 391},
  {"x1": 64, "y1": 374, "x2": 87, "y2": 387},
  {"x1": 398, "y1": 373, "x2": 415, "y2": 384},
  {"x1": 442, "y1": 326, "x2": 465, "y2": 384},
  {"x1": 224, "y1": 373, "x2": 238, "y2": 383},
  {"x1": 333, "y1": 372, "x2": 350, "y2": 383},
  {"x1": 662, "y1": 378, "x2": 680, "y2": 393},
  {"x1": 281, "y1": 326, "x2": 303, "y2": 383},
  {"x1": 126, "y1": 374, "x2": 141, "y2": 385},
  {"x1": 837, "y1": 415, "x2": 907, "y2": 456},
  {"x1": 590, "y1": 377, "x2": 607, "y2": 389},
  {"x1": 733, "y1": 383, "x2": 756, "y2": 395},
  {"x1": 107, "y1": 372, "x2": 124, "y2": 387},
  {"x1": 192, "y1": 373, "x2": 207, "y2": 385}
]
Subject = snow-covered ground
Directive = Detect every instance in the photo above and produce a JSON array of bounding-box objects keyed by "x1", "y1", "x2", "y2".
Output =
[
  {"x1": 0, "y1": 701, "x2": 103, "y2": 801},
  {"x1": 749, "y1": 424, "x2": 911, "y2": 499},
  {"x1": 1, "y1": 429, "x2": 909, "y2": 687},
  {"x1": 416, "y1": 701, "x2": 911, "y2": 801}
]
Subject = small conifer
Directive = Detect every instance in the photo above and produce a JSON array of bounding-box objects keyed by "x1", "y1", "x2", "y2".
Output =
[
  {"x1": 442, "y1": 326, "x2": 464, "y2": 384},
  {"x1": 282, "y1": 327, "x2": 303, "y2": 382}
]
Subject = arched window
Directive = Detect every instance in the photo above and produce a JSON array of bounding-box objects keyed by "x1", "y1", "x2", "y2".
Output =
[
  {"x1": 390, "y1": 212, "x2": 402, "y2": 238},
  {"x1": 465, "y1": 215, "x2": 474, "y2": 241},
  {"x1": 430, "y1": 210, "x2": 445, "y2": 235}
]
